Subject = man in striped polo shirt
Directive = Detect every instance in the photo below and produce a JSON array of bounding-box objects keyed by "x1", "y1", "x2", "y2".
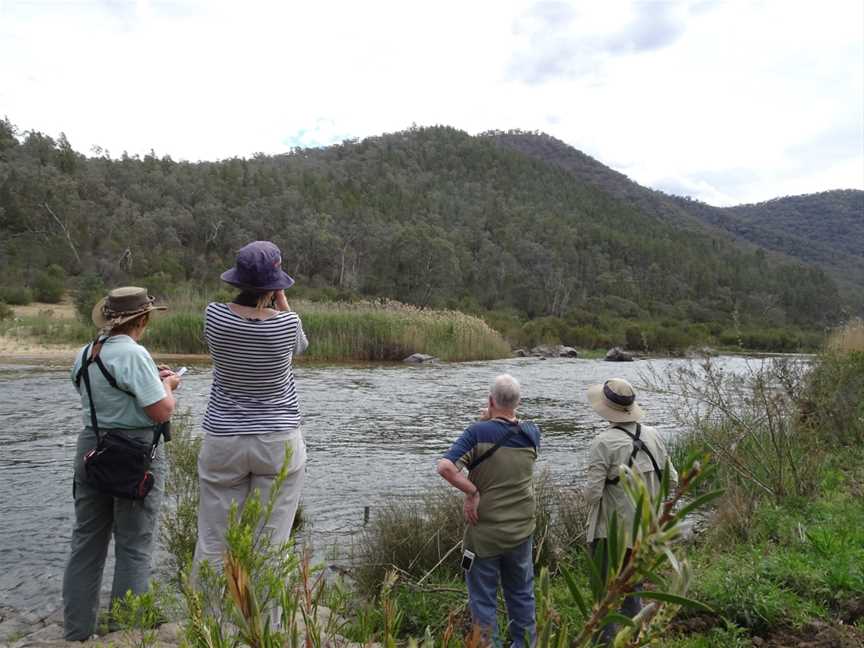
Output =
[{"x1": 437, "y1": 374, "x2": 541, "y2": 648}]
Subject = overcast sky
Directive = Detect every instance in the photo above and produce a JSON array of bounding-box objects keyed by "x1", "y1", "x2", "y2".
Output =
[{"x1": 1, "y1": 0, "x2": 862, "y2": 206}]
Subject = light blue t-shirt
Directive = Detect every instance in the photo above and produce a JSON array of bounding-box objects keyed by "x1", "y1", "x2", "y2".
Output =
[{"x1": 71, "y1": 335, "x2": 166, "y2": 429}]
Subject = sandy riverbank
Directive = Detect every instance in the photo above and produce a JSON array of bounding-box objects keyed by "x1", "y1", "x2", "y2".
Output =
[{"x1": 0, "y1": 336, "x2": 212, "y2": 366}]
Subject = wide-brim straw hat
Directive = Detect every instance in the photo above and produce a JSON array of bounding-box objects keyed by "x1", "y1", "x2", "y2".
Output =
[
  {"x1": 586, "y1": 377, "x2": 645, "y2": 423},
  {"x1": 92, "y1": 286, "x2": 166, "y2": 330},
  {"x1": 221, "y1": 240, "x2": 295, "y2": 291}
]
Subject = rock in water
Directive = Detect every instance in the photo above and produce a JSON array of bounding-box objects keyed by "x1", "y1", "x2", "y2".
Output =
[
  {"x1": 513, "y1": 348, "x2": 528, "y2": 357},
  {"x1": 605, "y1": 347, "x2": 634, "y2": 362},
  {"x1": 403, "y1": 353, "x2": 437, "y2": 364},
  {"x1": 530, "y1": 345, "x2": 579, "y2": 358}
]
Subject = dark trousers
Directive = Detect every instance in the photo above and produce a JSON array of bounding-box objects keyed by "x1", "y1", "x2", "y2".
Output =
[
  {"x1": 590, "y1": 540, "x2": 642, "y2": 646},
  {"x1": 62, "y1": 428, "x2": 164, "y2": 641}
]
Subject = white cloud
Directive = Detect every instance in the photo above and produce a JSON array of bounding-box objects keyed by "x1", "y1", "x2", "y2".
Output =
[{"x1": 0, "y1": 0, "x2": 861, "y2": 205}]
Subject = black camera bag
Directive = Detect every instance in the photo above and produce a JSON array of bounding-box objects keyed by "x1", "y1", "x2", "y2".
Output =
[{"x1": 75, "y1": 338, "x2": 166, "y2": 500}]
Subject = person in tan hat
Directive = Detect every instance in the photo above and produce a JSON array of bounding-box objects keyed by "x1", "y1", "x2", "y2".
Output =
[
  {"x1": 63, "y1": 287, "x2": 182, "y2": 641},
  {"x1": 584, "y1": 378, "x2": 678, "y2": 645}
]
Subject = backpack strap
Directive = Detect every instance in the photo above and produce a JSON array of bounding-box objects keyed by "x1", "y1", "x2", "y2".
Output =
[
  {"x1": 605, "y1": 423, "x2": 664, "y2": 485},
  {"x1": 467, "y1": 420, "x2": 526, "y2": 471},
  {"x1": 78, "y1": 342, "x2": 103, "y2": 444},
  {"x1": 74, "y1": 337, "x2": 135, "y2": 397},
  {"x1": 75, "y1": 337, "x2": 143, "y2": 447}
]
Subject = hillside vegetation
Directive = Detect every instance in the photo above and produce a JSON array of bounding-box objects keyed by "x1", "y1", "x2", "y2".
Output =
[
  {"x1": 0, "y1": 120, "x2": 853, "y2": 353},
  {"x1": 491, "y1": 130, "x2": 864, "y2": 310}
]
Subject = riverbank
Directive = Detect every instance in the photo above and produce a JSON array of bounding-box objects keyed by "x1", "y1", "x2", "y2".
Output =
[
  {"x1": 1, "y1": 328, "x2": 860, "y2": 646},
  {"x1": 319, "y1": 325, "x2": 864, "y2": 646}
]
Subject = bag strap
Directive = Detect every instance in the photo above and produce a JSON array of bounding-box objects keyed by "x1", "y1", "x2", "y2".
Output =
[
  {"x1": 74, "y1": 337, "x2": 135, "y2": 397},
  {"x1": 605, "y1": 423, "x2": 664, "y2": 485},
  {"x1": 467, "y1": 420, "x2": 526, "y2": 471},
  {"x1": 78, "y1": 342, "x2": 103, "y2": 444}
]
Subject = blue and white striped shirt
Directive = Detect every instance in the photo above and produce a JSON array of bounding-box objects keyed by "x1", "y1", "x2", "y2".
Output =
[{"x1": 202, "y1": 303, "x2": 308, "y2": 435}]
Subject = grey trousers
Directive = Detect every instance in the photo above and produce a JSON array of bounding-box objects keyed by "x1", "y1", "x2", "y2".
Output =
[
  {"x1": 63, "y1": 427, "x2": 165, "y2": 641},
  {"x1": 192, "y1": 430, "x2": 306, "y2": 575}
]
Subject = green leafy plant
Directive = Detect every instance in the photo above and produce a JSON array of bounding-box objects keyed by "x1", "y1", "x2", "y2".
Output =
[
  {"x1": 160, "y1": 410, "x2": 202, "y2": 587},
  {"x1": 536, "y1": 457, "x2": 720, "y2": 648},
  {"x1": 110, "y1": 586, "x2": 165, "y2": 648}
]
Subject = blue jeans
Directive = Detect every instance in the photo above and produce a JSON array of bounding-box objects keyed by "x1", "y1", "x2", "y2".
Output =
[
  {"x1": 62, "y1": 427, "x2": 165, "y2": 641},
  {"x1": 465, "y1": 537, "x2": 536, "y2": 648}
]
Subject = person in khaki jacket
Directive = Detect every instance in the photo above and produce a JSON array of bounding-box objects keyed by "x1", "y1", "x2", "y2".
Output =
[{"x1": 584, "y1": 378, "x2": 678, "y2": 644}]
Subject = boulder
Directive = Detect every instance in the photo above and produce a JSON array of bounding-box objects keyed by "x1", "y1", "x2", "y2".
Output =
[
  {"x1": 513, "y1": 348, "x2": 529, "y2": 358},
  {"x1": 560, "y1": 346, "x2": 579, "y2": 358},
  {"x1": 403, "y1": 353, "x2": 437, "y2": 364},
  {"x1": 529, "y1": 345, "x2": 578, "y2": 358},
  {"x1": 605, "y1": 347, "x2": 634, "y2": 362}
]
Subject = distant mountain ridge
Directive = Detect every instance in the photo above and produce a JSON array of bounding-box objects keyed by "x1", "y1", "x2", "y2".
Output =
[{"x1": 488, "y1": 131, "x2": 864, "y2": 305}]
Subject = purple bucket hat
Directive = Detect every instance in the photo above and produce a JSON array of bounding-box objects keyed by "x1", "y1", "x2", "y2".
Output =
[{"x1": 220, "y1": 241, "x2": 295, "y2": 291}]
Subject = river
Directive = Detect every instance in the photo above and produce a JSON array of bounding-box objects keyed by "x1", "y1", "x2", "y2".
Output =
[{"x1": 0, "y1": 355, "x2": 755, "y2": 615}]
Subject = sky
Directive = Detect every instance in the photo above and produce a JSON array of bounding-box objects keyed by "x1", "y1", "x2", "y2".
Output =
[{"x1": 0, "y1": 0, "x2": 862, "y2": 206}]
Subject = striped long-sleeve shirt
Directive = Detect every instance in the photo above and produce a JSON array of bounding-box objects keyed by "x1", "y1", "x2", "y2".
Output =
[{"x1": 202, "y1": 302, "x2": 308, "y2": 435}]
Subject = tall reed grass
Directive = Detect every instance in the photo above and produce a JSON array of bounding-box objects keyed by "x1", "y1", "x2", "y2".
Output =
[
  {"x1": 147, "y1": 300, "x2": 510, "y2": 361},
  {"x1": 299, "y1": 300, "x2": 511, "y2": 362},
  {"x1": 1, "y1": 298, "x2": 510, "y2": 361},
  {"x1": 826, "y1": 318, "x2": 864, "y2": 353}
]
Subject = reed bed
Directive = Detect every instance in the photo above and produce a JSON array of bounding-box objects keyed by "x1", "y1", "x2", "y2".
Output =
[
  {"x1": 298, "y1": 300, "x2": 511, "y2": 362},
  {"x1": 826, "y1": 318, "x2": 864, "y2": 353},
  {"x1": 1, "y1": 299, "x2": 511, "y2": 361},
  {"x1": 148, "y1": 299, "x2": 511, "y2": 361}
]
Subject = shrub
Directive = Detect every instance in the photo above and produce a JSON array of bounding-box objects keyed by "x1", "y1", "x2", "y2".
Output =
[
  {"x1": 625, "y1": 325, "x2": 645, "y2": 351},
  {"x1": 0, "y1": 286, "x2": 33, "y2": 305},
  {"x1": 160, "y1": 411, "x2": 202, "y2": 587},
  {"x1": 519, "y1": 316, "x2": 567, "y2": 348},
  {"x1": 353, "y1": 474, "x2": 590, "y2": 596},
  {"x1": 646, "y1": 357, "x2": 821, "y2": 539},
  {"x1": 804, "y1": 350, "x2": 864, "y2": 446},
  {"x1": 74, "y1": 273, "x2": 105, "y2": 322},
  {"x1": 0, "y1": 302, "x2": 13, "y2": 321},
  {"x1": 33, "y1": 265, "x2": 65, "y2": 303},
  {"x1": 352, "y1": 488, "x2": 464, "y2": 595}
]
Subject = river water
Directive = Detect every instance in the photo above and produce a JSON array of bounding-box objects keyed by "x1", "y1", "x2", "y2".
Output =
[{"x1": 0, "y1": 355, "x2": 754, "y2": 614}]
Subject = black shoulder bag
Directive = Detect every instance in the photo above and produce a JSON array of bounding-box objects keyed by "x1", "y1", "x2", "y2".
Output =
[
  {"x1": 75, "y1": 338, "x2": 166, "y2": 500},
  {"x1": 604, "y1": 423, "x2": 664, "y2": 486}
]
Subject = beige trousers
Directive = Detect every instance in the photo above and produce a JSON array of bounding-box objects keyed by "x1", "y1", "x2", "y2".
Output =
[{"x1": 193, "y1": 429, "x2": 306, "y2": 573}]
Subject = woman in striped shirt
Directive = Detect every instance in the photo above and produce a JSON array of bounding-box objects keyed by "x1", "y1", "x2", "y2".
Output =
[{"x1": 193, "y1": 241, "x2": 308, "y2": 571}]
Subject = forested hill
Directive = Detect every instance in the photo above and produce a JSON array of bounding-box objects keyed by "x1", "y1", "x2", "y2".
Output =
[
  {"x1": 489, "y1": 131, "x2": 864, "y2": 304},
  {"x1": 0, "y1": 120, "x2": 850, "y2": 337},
  {"x1": 718, "y1": 192, "x2": 864, "y2": 297}
]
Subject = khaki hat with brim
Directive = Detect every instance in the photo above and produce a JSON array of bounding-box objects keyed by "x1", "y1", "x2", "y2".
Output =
[
  {"x1": 92, "y1": 286, "x2": 166, "y2": 330},
  {"x1": 586, "y1": 378, "x2": 645, "y2": 423}
]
